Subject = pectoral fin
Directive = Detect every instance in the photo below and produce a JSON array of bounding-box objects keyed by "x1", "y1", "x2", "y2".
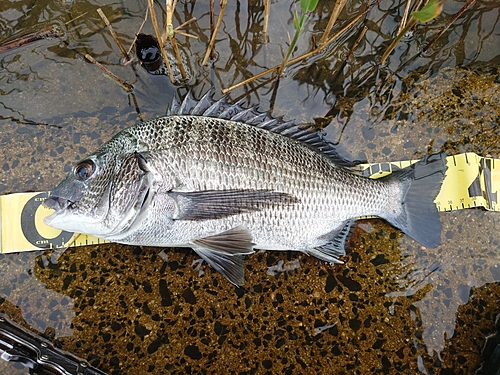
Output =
[
  {"x1": 170, "y1": 189, "x2": 298, "y2": 221},
  {"x1": 191, "y1": 226, "x2": 255, "y2": 286}
]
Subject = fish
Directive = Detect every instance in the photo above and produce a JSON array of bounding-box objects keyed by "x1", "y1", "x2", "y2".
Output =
[{"x1": 43, "y1": 91, "x2": 447, "y2": 286}]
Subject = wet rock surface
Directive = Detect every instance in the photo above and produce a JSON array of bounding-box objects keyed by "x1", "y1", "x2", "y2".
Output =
[{"x1": 1, "y1": 214, "x2": 500, "y2": 374}]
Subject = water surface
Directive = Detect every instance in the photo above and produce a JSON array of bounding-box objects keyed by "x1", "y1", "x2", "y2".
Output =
[{"x1": 1, "y1": 0, "x2": 500, "y2": 373}]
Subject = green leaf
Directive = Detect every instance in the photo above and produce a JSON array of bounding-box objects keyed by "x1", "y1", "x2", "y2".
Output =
[
  {"x1": 412, "y1": 0, "x2": 444, "y2": 23},
  {"x1": 298, "y1": 14, "x2": 305, "y2": 31},
  {"x1": 293, "y1": 10, "x2": 300, "y2": 30},
  {"x1": 300, "y1": 0, "x2": 319, "y2": 13}
]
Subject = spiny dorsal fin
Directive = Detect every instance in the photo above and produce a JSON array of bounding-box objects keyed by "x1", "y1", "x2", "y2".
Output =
[{"x1": 167, "y1": 90, "x2": 358, "y2": 167}]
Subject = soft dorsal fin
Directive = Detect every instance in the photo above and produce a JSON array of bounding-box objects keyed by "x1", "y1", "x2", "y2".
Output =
[{"x1": 167, "y1": 90, "x2": 358, "y2": 167}]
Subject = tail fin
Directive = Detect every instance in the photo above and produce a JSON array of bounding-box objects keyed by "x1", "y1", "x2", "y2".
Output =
[{"x1": 383, "y1": 153, "x2": 447, "y2": 248}]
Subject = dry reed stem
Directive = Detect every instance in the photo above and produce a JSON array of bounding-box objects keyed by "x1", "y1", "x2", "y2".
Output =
[
  {"x1": 210, "y1": 0, "x2": 215, "y2": 36},
  {"x1": 397, "y1": 0, "x2": 413, "y2": 34},
  {"x1": 128, "y1": 7, "x2": 149, "y2": 55},
  {"x1": 263, "y1": 0, "x2": 270, "y2": 39},
  {"x1": 129, "y1": 93, "x2": 144, "y2": 122},
  {"x1": 202, "y1": 0, "x2": 228, "y2": 66},
  {"x1": 164, "y1": 0, "x2": 179, "y2": 39},
  {"x1": 97, "y1": 8, "x2": 130, "y2": 62},
  {"x1": 422, "y1": 0, "x2": 476, "y2": 53},
  {"x1": 346, "y1": 25, "x2": 368, "y2": 60},
  {"x1": 84, "y1": 53, "x2": 133, "y2": 91},
  {"x1": 165, "y1": 0, "x2": 187, "y2": 80},
  {"x1": 169, "y1": 35, "x2": 188, "y2": 79},
  {"x1": 148, "y1": 0, "x2": 175, "y2": 83},
  {"x1": 223, "y1": 1, "x2": 378, "y2": 94},
  {"x1": 175, "y1": 17, "x2": 198, "y2": 33},
  {"x1": 166, "y1": 0, "x2": 175, "y2": 36},
  {"x1": 0, "y1": 25, "x2": 64, "y2": 53},
  {"x1": 64, "y1": 12, "x2": 88, "y2": 25},
  {"x1": 320, "y1": 0, "x2": 348, "y2": 46},
  {"x1": 174, "y1": 29, "x2": 198, "y2": 39}
]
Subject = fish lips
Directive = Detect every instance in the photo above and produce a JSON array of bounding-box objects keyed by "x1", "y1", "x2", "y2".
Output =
[
  {"x1": 43, "y1": 195, "x2": 77, "y2": 229},
  {"x1": 43, "y1": 195, "x2": 74, "y2": 227},
  {"x1": 43, "y1": 186, "x2": 112, "y2": 234},
  {"x1": 42, "y1": 175, "x2": 90, "y2": 228},
  {"x1": 43, "y1": 195, "x2": 71, "y2": 212}
]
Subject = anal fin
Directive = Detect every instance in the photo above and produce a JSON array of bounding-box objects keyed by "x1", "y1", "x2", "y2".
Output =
[
  {"x1": 306, "y1": 220, "x2": 355, "y2": 263},
  {"x1": 191, "y1": 226, "x2": 254, "y2": 286},
  {"x1": 192, "y1": 248, "x2": 246, "y2": 286}
]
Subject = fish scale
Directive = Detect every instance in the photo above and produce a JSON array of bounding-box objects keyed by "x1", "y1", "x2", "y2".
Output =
[{"x1": 44, "y1": 91, "x2": 447, "y2": 286}]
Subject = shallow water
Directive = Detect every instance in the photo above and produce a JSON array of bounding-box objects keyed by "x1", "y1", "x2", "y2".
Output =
[{"x1": 1, "y1": 0, "x2": 500, "y2": 374}]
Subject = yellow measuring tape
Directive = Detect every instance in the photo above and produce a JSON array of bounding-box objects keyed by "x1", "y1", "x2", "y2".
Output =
[
  {"x1": 0, "y1": 152, "x2": 497, "y2": 253},
  {"x1": 353, "y1": 152, "x2": 499, "y2": 211}
]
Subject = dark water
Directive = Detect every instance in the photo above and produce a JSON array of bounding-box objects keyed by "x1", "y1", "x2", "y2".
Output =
[{"x1": 1, "y1": 0, "x2": 500, "y2": 374}]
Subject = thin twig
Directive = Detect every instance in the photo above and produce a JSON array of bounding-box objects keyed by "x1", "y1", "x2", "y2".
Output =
[
  {"x1": 222, "y1": 66, "x2": 276, "y2": 94},
  {"x1": 97, "y1": 8, "x2": 130, "y2": 62},
  {"x1": 165, "y1": 0, "x2": 187, "y2": 80},
  {"x1": 202, "y1": 0, "x2": 228, "y2": 66},
  {"x1": 380, "y1": 0, "x2": 442, "y2": 64},
  {"x1": 64, "y1": 12, "x2": 88, "y2": 25},
  {"x1": 222, "y1": 1, "x2": 379, "y2": 94},
  {"x1": 84, "y1": 54, "x2": 133, "y2": 91},
  {"x1": 263, "y1": 0, "x2": 270, "y2": 41},
  {"x1": 129, "y1": 92, "x2": 143, "y2": 122},
  {"x1": 169, "y1": 35, "x2": 188, "y2": 79},
  {"x1": 209, "y1": 0, "x2": 215, "y2": 60},
  {"x1": 320, "y1": 0, "x2": 348, "y2": 46},
  {"x1": 413, "y1": 0, "x2": 425, "y2": 13},
  {"x1": 0, "y1": 25, "x2": 64, "y2": 54},
  {"x1": 175, "y1": 17, "x2": 197, "y2": 31},
  {"x1": 210, "y1": 0, "x2": 215, "y2": 38},
  {"x1": 397, "y1": 0, "x2": 413, "y2": 35},
  {"x1": 174, "y1": 29, "x2": 198, "y2": 39},
  {"x1": 380, "y1": 17, "x2": 418, "y2": 64},
  {"x1": 128, "y1": 7, "x2": 149, "y2": 55},
  {"x1": 346, "y1": 25, "x2": 368, "y2": 60},
  {"x1": 422, "y1": 0, "x2": 476, "y2": 53},
  {"x1": 171, "y1": 17, "x2": 199, "y2": 39},
  {"x1": 148, "y1": 0, "x2": 175, "y2": 83}
]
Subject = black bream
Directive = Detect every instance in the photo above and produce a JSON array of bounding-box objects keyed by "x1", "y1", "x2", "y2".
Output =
[{"x1": 44, "y1": 92, "x2": 447, "y2": 286}]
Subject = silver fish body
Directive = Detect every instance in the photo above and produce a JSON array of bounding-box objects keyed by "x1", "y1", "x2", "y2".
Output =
[{"x1": 44, "y1": 92, "x2": 447, "y2": 285}]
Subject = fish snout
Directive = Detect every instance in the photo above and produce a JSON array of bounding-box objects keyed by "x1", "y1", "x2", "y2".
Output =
[{"x1": 43, "y1": 196, "x2": 70, "y2": 212}]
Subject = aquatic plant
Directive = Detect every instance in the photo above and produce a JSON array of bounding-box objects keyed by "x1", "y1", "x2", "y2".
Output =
[
  {"x1": 380, "y1": 0, "x2": 444, "y2": 64},
  {"x1": 277, "y1": 0, "x2": 319, "y2": 77}
]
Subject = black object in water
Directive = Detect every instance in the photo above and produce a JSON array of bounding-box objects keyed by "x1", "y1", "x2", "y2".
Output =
[{"x1": 135, "y1": 33, "x2": 163, "y2": 72}]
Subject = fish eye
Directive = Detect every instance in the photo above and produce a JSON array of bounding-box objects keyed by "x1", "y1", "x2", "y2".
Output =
[{"x1": 74, "y1": 160, "x2": 96, "y2": 181}]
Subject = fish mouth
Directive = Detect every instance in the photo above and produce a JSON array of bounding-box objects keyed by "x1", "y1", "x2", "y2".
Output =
[
  {"x1": 43, "y1": 196, "x2": 73, "y2": 212},
  {"x1": 43, "y1": 195, "x2": 74, "y2": 227}
]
